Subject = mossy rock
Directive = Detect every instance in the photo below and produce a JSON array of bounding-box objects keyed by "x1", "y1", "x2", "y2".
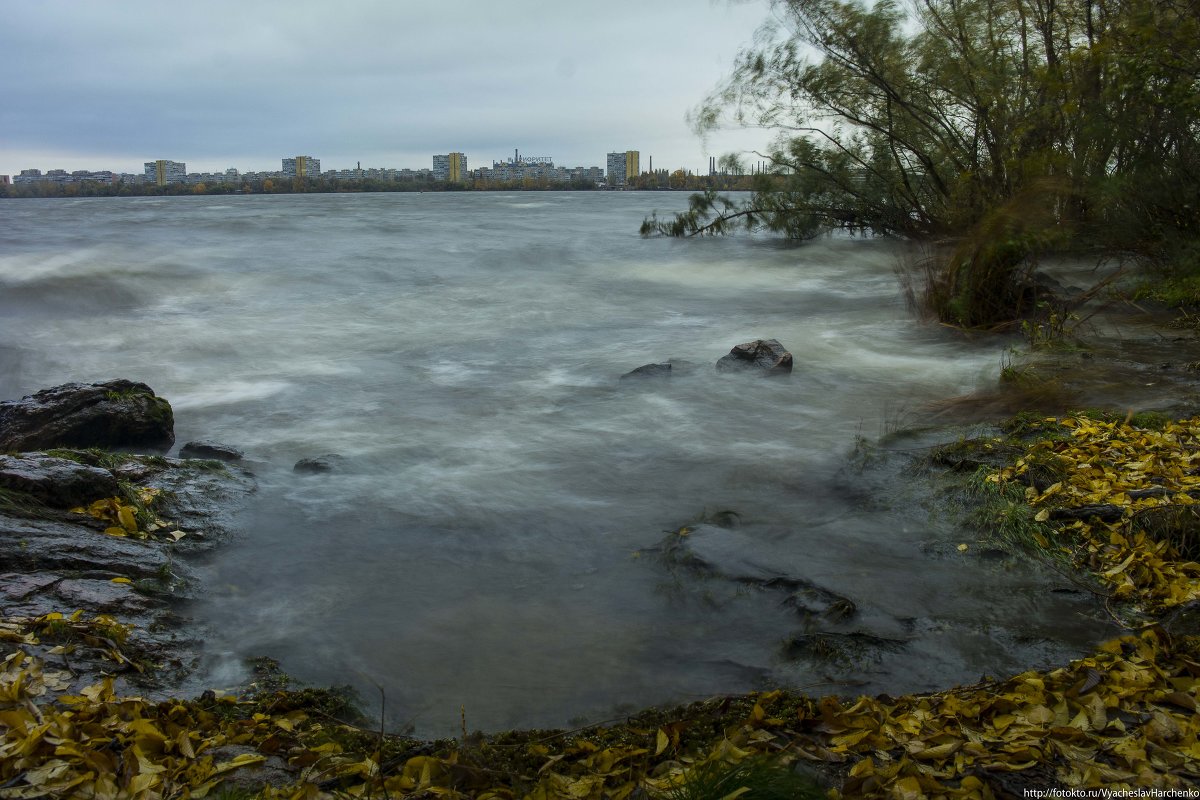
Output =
[{"x1": 0, "y1": 380, "x2": 174, "y2": 453}]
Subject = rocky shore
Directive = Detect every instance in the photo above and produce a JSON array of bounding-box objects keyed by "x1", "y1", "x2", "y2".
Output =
[{"x1": 0, "y1": 380, "x2": 254, "y2": 699}]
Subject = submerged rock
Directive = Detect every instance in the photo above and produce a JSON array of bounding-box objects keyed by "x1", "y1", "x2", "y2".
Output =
[
  {"x1": 715, "y1": 339, "x2": 793, "y2": 375},
  {"x1": 294, "y1": 454, "x2": 344, "y2": 474},
  {"x1": 0, "y1": 380, "x2": 175, "y2": 452},
  {"x1": 620, "y1": 359, "x2": 701, "y2": 382},
  {"x1": 180, "y1": 440, "x2": 244, "y2": 462},
  {"x1": 620, "y1": 363, "x2": 672, "y2": 381},
  {"x1": 0, "y1": 453, "x2": 119, "y2": 508}
]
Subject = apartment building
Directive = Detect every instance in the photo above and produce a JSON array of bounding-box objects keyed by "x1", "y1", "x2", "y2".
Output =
[
  {"x1": 432, "y1": 153, "x2": 468, "y2": 182},
  {"x1": 606, "y1": 151, "x2": 640, "y2": 186},
  {"x1": 282, "y1": 156, "x2": 320, "y2": 178},
  {"x1": 144, "y1": 160, "x2": 187, "y2": 185}
]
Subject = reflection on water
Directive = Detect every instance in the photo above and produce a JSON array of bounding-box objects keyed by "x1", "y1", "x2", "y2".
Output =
[{"x1": 0, "y1": 193, "x2": 1113, "y2": 736}]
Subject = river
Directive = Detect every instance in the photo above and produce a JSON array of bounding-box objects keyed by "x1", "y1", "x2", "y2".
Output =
[{"x1": 0, "y1": 192, "x2": 1113, "y2": 736}]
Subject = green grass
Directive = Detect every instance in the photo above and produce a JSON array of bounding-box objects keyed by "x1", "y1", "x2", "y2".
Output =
[
  {"x1": 651, "y1": 755, "x2": 824, "y2": 800},
  {"x1": 1133, "y1": 271, "x2": 1200, "y2": 308},
  {"x1": 965, "y1": 467, "x2": 1060, "y2": 557},
  {"x1": 0, "y1": 486, "x2": 49, "y2": 518},
  {"x1": 44, "y1": 447, "x2": 131, "y2": 470}
]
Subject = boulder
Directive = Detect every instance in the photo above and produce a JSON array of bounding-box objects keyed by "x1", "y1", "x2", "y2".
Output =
[
  {"x1": 180, "y1": 440, "x2": 244, "y2": 462},
  {"x1": 0, "y1": 453, "x2": 119, "y2": 508},
  {"x1": 294, "y1": 454, "x2": 344, "y2": 474},
  {"x1": 0, "y1": 380, "x2": 174, "y2": 452},
  {"x1": 715, "y1": 339, "x2": 793, "y2": 375}
]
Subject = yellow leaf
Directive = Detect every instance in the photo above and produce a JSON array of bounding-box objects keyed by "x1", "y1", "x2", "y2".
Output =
[
  {"x1": 891, "y1": 776, "x2": 924, "y2": 800},
  {"x1": 212, "y1": 752, "x2": 267, "y2": 775},
  {"x1": 957, "y1": 543, "x2": 969, "y2": 552},
  {"x1": 849, "y1": 758, "x2": 875, "y2": 777},
  {"x1": 110, "y1": 577, "x2": 132, "y2": 584},
  {"x1": 655, "y1": 728, "x2": 669, "y2": 756},
  {"x1": 118, "y1": 505, "x2": 138, "y2": 533},
  {"x1": 912, "y1": 740, "x2": 962, "y2": 761},
  {"x1": 130, "y1": 773, "x2": 160, "y2": 794}
]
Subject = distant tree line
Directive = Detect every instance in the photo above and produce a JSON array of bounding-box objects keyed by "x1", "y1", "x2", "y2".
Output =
[
  {"x1": 1, "y1": 173, "x2": 760, "y2": 199},
  {"x1": 642, "y1": 0, "x2": 1200, "y2": 328}
]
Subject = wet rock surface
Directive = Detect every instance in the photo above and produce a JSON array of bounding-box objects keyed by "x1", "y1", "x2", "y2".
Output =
[
  {"x1": 0, "y1": 379, "x2": 175, "y2": 452},
  {"x1": 644, "y1": 456, "x2": 1115, "y2": 697},
  {"x1": 0, "y1": 451, "x2": 253, "y2": 698},
  {"x1": 0, "y1": 453, "x2": 120, "y2": 508},
  {"x1": 715, "y1": 338, "x2": 793, "y2": 375},
  {"x1": 179, "y1": 439, "x2": 245, "y2": 462},
  {"x1": 619, "y1": 359, "x2": 701, "y2": 382},
  {"x1": 620, "y1": 362, "x2": 673, "y2": 381},
  {"x1": 294, "y1": 453, "x2": 344, "y2": 474}
]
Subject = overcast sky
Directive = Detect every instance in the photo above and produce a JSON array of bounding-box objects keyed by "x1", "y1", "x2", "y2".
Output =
[{"x1": 2, "y1": 0, "x2": 781, "y2": 178}]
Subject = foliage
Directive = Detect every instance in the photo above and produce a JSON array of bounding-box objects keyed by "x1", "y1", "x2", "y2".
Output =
[
  {"x1": 5, "y1": 625, "x2": 1200, "y2": 797},
  {"x1": 644, "y1": 0, "x2": 1200, "y2": 327},
  {"x1": 988, "y1": 414, "x2": 1200, "y2": 613},
  {"x1": 1, "y1": 610, "x2": 140, "y2": 672},
  {"x1": 70, "y1": 492, "x2": 189, "y2": 543}
]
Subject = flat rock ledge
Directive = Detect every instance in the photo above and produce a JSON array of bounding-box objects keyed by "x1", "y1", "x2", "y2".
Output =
[
  {"x1": 0, "y1": 449, "x2": 254, "y2": 699},
  {"x1": 0, "y1": 453, "x2": 120, "y2": 508}
]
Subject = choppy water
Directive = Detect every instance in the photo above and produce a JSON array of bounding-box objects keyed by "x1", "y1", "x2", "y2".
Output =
[{"x1": 0, "y1": 193, "x2": 1112, "y2": 736}]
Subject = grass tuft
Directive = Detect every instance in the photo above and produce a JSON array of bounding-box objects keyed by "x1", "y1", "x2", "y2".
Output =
[{"x1": 652, "y1": 755, "x2": 825, "y2": 800}]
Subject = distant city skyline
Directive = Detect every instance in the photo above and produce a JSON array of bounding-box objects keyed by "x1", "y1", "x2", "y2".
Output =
[
  {"x1": 9, "y1": 148, "x2": 672, "y2": 186},
  {"x1": 1, "y1": 1, "x2": 778, "y2": 179},
  {"x1": 8, "y1": 146, "x2": 686, "y2": 182},
  {"x1": 12, "y1": 147, "x2": 737, "y2": 191}
]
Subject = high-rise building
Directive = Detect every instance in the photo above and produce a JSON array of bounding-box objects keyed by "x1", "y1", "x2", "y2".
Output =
[
  {"x1": 144, "y1": 160, "x2": 186, "y2": 186},
  {"x1": 282, "y1": 156, "x2": 320, "y2": 178},
  {"x1": 433, "y1": 152, "x2": 468, "y2": 182},
  {"x1": 606, "y1": 151, "x2": 640, "y2": 186}
]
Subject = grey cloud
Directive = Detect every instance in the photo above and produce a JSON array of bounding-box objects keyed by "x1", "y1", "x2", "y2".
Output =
[{"x1": 1, "y1": 0, "x2": 773, "y2": 175}]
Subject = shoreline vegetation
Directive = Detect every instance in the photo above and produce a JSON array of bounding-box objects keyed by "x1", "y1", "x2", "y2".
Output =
[{"x1": 638, "y1": 0, "x2": 1200, "y2": 329}]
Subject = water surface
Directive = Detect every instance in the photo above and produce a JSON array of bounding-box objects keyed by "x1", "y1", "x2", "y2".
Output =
[{"x1": 0, "y1": 193, "x2": 1112, "y2": 735}]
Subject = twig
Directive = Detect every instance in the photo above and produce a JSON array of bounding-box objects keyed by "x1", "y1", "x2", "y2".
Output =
[{"x1": 369, "y1": 679, "x2": 390, "y2": 800}]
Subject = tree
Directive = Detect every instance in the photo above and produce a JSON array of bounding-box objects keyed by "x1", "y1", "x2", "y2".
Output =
[{"x1": 644, "y1": 0, "x2": 1200, "y2": 327}]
